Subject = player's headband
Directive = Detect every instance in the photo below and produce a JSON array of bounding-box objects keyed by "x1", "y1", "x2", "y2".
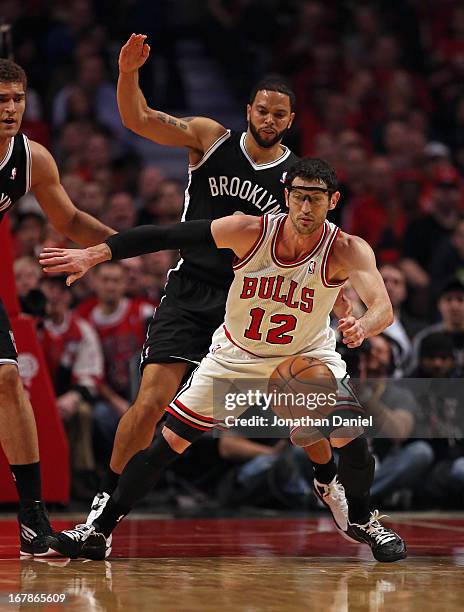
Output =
[{"x1": 288, "y1": 184, "x2": 329, "y2": 194}]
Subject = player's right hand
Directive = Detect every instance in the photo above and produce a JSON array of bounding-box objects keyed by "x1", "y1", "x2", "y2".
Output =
[
  {"x1": 119, "y1": 33, "x2": 151, "y2": 73},
  {"x1": 39, "y1": 247, "x2": 94, "y2": 285}
]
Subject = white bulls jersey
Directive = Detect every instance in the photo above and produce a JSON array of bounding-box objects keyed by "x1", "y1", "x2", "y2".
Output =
[{"x1": 222, "y1": 213, "x2": 347, "y2": 358}]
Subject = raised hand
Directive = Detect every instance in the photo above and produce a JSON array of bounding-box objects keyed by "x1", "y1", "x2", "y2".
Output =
[{"x1": 119, "y1": 33, "x2": 151, "y2": 73}]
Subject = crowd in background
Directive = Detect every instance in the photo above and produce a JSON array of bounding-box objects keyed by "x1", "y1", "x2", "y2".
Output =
[{"x1": 3, "y1": 0, "x2": 464, "y2": 510}]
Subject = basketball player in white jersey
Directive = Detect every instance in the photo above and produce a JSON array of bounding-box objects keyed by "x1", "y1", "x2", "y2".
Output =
[
  {"x1": 41, "y1": 158, "x2": 406, "y2": 562},
  {"x1": 0, "y1": 59, "x2": 114, "y2": 556}
]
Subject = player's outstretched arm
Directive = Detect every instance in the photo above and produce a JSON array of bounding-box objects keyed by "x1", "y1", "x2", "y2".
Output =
[
  {"x1": 334, "y1": 234, "x2": 393, "y2": 348},
  {"x1": 118, "y1": 34, "x2": 226, "y2": 154},
  {"x1": 30, "y1": 141, "x2": 115, "y2": 246},
  {"x1": 39, "y1": 215, "x2": 261, "y2": 284}
]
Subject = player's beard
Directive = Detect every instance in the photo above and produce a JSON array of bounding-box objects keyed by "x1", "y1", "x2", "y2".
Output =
[
  {"x1": 248, "y1": 119, "x2": 288, "y2": 148},
  {"x1": 290, "y1": 213, "x2": 320, "y2": 235}
]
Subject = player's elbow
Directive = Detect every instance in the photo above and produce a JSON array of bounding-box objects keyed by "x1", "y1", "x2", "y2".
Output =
[
  {"x1": 52, "y1": 214, "x2": 76, "y2": 237},
  {"x1": 119, "y1": 113, "x2": 131, "y2": 129},
  {"x1": 383, "y1": 303, "x2": 394, "y2": 328},
  {"x1": 121, "y1": 114, "x2": 144, "y2": 133},
  {"x1": 54, "y1": 209, "x2": 89, "y2": 244},
  {"x1": 120, "y1": 109, "x2": 148, "y2": 133}
]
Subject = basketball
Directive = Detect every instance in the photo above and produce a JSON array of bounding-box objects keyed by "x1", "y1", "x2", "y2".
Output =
[{"x1": 268, "y1": 356, "x2": 338, "y2": 422}]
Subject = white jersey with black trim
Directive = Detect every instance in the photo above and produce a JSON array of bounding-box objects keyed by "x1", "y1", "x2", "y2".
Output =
[{"x1": 223, "y1": 213, "x2": 347, "y2": 358}]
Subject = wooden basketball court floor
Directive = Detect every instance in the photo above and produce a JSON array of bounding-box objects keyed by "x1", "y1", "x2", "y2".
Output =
[{"x1": 0, "y1": 513, "x2": 463, "y2": 611}]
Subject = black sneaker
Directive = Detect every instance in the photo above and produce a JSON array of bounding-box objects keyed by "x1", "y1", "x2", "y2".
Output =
[
  {"x1": 45, "y1": 524, "x2": 107, "y2": 560},
  {"x1": 18, "y1": 501, "x2": 55, "y2": 557},
  {"x1": 345, "y1": 510, "x2": 407, "y2": 562}
]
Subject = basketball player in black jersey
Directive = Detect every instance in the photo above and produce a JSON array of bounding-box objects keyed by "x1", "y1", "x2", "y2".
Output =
[
  {"x1": 82, "y1": 34, "x2": 351, "y2": 536},
  {"x1": 63, "y1": 35, "x2": 352, "y2": 552},
  {"x1": 82, "y1": 35, "x2": 298, "y2": 510},
  {"x1": 0, "y1": 59, "x2": 115, "y2": 556}
]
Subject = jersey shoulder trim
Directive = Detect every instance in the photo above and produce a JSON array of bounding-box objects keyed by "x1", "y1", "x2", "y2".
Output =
[
  {"x1": 239, "y1": 133, "x2": 292, "y2": 170},
  {"x1": 321, "y1": 225, "x2": 348, "y2": 288},
  {"x1": 232, "y1": 214, "x2": 269, "y2": 271},
  {"x1": 189, "y1": 129, "x2": 231, "y2": 171},
  {"x1": 22, "y1": 134, "x2": 32, "y2": 193},
  {"x1": 271, "y1": 217, "x2": 328, "y2": 268},
  {"x1": 0, "y1": 137, "x2": 14, "y2": 171}
]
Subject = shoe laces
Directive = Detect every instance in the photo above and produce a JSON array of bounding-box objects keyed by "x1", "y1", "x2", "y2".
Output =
[
  {"x1": 321, "y1": 478, "x2": 348, "y2": 507},
  {"x1": 359, "y1": 510, "x2": 397, "y2": 546},
  {"x1": 62, "y1": 524, "x2": 95, "y2": 542}
]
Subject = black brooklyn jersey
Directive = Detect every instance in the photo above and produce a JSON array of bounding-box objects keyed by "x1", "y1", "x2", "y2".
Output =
[
  {"x1": 179, "y1": 130, "x2": 299, "y2": 287},
  {"x1": 0, "y1": 133, "x2": 31, "y2": 223}
]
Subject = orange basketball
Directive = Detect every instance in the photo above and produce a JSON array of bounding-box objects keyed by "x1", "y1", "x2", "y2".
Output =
[{"x1": 268, "y1": 356, "x2": 338, "y2": 423}]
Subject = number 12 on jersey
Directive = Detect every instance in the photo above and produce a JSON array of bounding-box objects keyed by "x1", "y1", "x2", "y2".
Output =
[{"x1": 244, "y1": 307, "x2": 298, "y2": 345}]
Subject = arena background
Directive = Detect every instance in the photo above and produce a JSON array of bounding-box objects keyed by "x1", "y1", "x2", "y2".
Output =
[{"x1": 0, "y1": 1, "x2": 464, "y2": 610}]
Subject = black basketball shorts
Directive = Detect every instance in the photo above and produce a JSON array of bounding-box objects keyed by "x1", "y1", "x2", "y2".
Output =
[
  {"x1": 140, "y1": 269, "x2": 229, "y2": 370},
  {"x1": 0, "y1": 299, "x2": 18, "y2": 365}
]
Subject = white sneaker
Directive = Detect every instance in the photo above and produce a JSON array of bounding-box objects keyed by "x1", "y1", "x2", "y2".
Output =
[
  {"x1": 86, "y1": 493, "x2": 112, "y2": 556},
  {"x1": 86, "y1": 492, "x2": 109, "y2": 525},
  {"x1": 313, "y1": 476, "x2": 358, "y2": 543}
]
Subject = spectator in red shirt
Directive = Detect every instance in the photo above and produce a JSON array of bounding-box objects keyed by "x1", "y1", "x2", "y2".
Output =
[
  {"x1": 345, "y1": 156, "x2": 406, "y2": 263},
  {"x1": 40, "y1": 275, "x2": 104, "y2": 499},
  {"x1": 77, "y1": 261, "x2": 155, "y2": 458}
]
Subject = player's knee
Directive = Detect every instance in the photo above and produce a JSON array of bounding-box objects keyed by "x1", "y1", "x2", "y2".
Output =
[
  {"x1": 132, "y1": 393, "x2": 166, "y2": 426},
  {"x1": 139, "y1": 429, "x2": 183, "y2": 467},
  {"x1": 161, "y1": 426, "x2": 191, "y2": 454},
  {"x1": 0, "y1": 363, "x2": 19, "y2": 392},
  {"x1": 290, "y1": 427, "x2": 325, "y2": 448}
]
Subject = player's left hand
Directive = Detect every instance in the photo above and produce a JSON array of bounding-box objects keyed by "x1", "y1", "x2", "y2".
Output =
[
  {"x1": 119, "y1": 33, "x2": 151, "y2": 73},
  {"x1": 337, "y1": 316, "x2": 366, "y2": 348}
]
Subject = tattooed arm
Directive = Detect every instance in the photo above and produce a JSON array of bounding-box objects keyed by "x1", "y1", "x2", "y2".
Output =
[{"x1": 117, "y1": 34, "x2": 226, "y2": 160}]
